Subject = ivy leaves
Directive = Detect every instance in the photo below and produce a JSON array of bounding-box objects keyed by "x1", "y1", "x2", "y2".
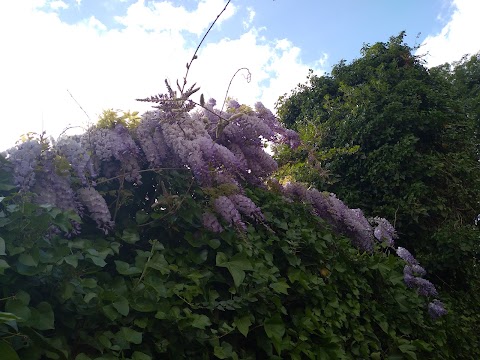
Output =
[
  {"x1": 215, "y1": 252, "x2": 253, "y2": 288},
  {"x1": 0, "y1": 154, "x2": 454, "y2": 359}
]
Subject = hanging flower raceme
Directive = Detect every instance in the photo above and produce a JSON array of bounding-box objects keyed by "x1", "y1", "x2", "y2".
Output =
[{"x1": 6, "y1": 139, "x2": 43, "y2": 192}]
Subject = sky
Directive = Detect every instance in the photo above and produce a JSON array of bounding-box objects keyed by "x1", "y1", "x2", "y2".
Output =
[{"x1": 0, "y1": 0, "x2": 479, "y2": 151}]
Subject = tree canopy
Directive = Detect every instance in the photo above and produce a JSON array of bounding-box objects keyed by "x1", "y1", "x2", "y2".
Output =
[{"x1": 276, "y1": 32, "x2": 480, "y2": 358}]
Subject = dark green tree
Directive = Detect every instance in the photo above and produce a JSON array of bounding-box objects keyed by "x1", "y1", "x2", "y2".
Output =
[{"x1": 275, "y1": 35, "x2": 480, "y2": 349}]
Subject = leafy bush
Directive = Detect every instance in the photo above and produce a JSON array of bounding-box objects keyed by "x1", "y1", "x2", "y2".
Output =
[{"x1": 0, "y1": 153, "x2": 451, "y2": 359}]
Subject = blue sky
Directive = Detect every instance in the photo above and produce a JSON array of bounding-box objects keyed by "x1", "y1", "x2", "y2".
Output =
[{"x1": 0, "y1": 0, "x2": 479, "y2": 151}]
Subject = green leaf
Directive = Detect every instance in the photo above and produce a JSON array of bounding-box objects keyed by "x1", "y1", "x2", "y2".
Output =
[
  {"x1": 30, "y1": 302, "x2": 54, "y2": 330},
  {"x1": 121, "y1": 229, "x2": 140, "y2": 244},
  {"x1": 0, "y1": 259, "x2": 10, "y2": 274},
  {"x1": 115, "y1": 260, "x2": 142, "y2": 275},
  {"x1": 0, "y1": 311, "x2": 21, "y2": 324},
  {"x1": 135, "y1": 210, "x2": 150, "y2": 225},
  {"x1": 102, "y1": 305, "x2": 119, "y2": 321},
  {"x1": 81, "y1": 278, "x2": 98, "y2": 289},
  {"x1": 216, "y1": 252, "x2": 253, "y2": 287},
  {"x1": 270, "y1": 281, "x2": 290, "y2": 295},
  {"x1": 264, "y1": 314, "x2": 285, "y2": 341},
  {"x1": 134, "y1": 318, "x2": 148, "y2": 329},
  {"x1": 214, "y1": 342, "x2": 234, "y2": 359},
  {"x1": 208, "y1": 238, "x2": 221, "y2": 249},
  {"x1": 147, "y1": 254, "x2": 169, "y2": 272},
  {"x1": 84, "y1": 293, "x2": 97, "y2": 303},
  {"x1": 234, "y1": 315, "x2": 252, "y2": 337},
  {"x1": 18, "y1": 253, "x2": 38, "y2": 267},
  {"x1": 191, "y1": 314, "x2": 211, "y2": 330},
  {"x1": 75, "y1": 355, "x2": 92, "y2": 360},
  {"x1": 119, "y1": 327, "x2": 142, "y2": 345},
  {"x1": 112, "y1": 297, "x2": 130, "y2": 316},
  {"x1": 0, "y1": 237, "x2": 5, "y2": 255},
  {"x1": 132, "y1": 352, "x2": 152, "y2": 360},
  {"x1": 0, "y1": 341, "x2": 21, "y2": 360},
  {"x1": 85, "y1": 254, "x2": 107, "y2": 267},
  {"x1": 21, "y1": 327, "x2": 68, "y2": 360},
  {"x1": 64, "y1": 254, "x2": 79, "y2": 268},
  {"x1": 15, "y1": 291, "x2": 30, "y2": 305},
  {"x1": 5, "y1": 300, "x2": 31, "y2": 322}
]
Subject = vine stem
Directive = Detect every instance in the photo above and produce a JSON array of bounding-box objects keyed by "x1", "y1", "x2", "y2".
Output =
[
  {"x1": 134, "y1": 239, "x2": 158, "y2": 290},
  {"x1": 220, "y1": 67, "x2": 252, "y2": 113},
  {"x1": 181, "y1": 0, "x2": 231, "y2": 93}
]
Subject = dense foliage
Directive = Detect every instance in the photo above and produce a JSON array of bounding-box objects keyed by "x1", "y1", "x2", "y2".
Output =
[
  {"x1": 0, "y1": 73, "x2": 454, "y2": 359},
  {"x1": 276, "y1": 32, "x2": 480, "y2": 358}
]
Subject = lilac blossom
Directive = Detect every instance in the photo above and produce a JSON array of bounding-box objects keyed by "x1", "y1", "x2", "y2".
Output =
[
  {"x1": 228, "y1": 194, "x2": 265, "y2": 221},
  {"x1": 305, "y1": 188, "x2": 330, "y2": 219},
  {"x1": 414, "y1": 278, "x2": 438, "y2": 297},
  {"x1": 135, "y1": 111, "x2": 169, "y2": 167},
  {"x1": 77, "y1": 187, "x2": 114, "y2": 234},
  {"x1": 404, "y1": 264, "x2": 427, "y2": 277},
  {"x1": 202, "y1": 212, "x2": 224, "y2": 233},
  {"x1": 228, "y1": 99, "x2": 240, "y2": 109},
  {"x1": 213, "y1": 196, "x2": 246, "y2": 231},
  {"x1": 283, "y1": 182, "x2": 308, "y2": 200},
  {"x1": 396, "y1": 247, "x2": 419, "y2": 265},
  {"x1": 372, "y1": 217, "x2": 396, "y2": 247},
  {"x1": 428, "y1": 300, "x2": 447, "y2": 320},
  {"x1": 33, "y1": 154, "x2": 79, "y2": 213},
  {"x1": 82, "y1": 125, "x2": 142, "y2": 184},
  {"x1": 7, "y1": 140, "x2": 43, "y2": 191},
  {"x1": 56, "y1": 137, "x2": 95, "y2": 185}
]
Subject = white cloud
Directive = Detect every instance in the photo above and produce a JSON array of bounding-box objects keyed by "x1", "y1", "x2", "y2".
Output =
[
  {"x1": 50, "y1": 1, "x2": 68, "y2": 10},
  {"x1": 114, "y1": 0, "x2": 236, "y2": 35},
  {"x1": 0, "y1": 0, "x2": 325, "y2": 151},
  {"x1": 242, "y1": 7, "x2": 255, "y2": 29},
  {"x1": 419, "y1": 0, "x2": 480, "y2": 67}
]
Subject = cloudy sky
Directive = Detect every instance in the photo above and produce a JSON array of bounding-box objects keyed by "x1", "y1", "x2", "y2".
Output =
[{"x1": 0, "y1": 0, "x2": 479, "y2": 151}]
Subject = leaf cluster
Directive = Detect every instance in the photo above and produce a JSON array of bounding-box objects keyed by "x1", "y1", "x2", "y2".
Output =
[{"x1": 0, "y1": 154, "x2": 455, "y2": 359}]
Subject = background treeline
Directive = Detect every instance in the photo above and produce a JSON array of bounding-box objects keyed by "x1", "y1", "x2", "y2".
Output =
[{"x1": 275, "y1": 32, "x2": 480, "y2": 357}]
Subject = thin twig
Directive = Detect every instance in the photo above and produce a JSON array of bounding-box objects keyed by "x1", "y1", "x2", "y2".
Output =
[
  {"x1": 112, "y1": 172, "x2": 125, "y2": 222},
  {"x1": 139, "y1": 176, "x2": 196, "y2": 227},
  {"x1": 66, "y1": 89, "x2": 92, "y2": 123},
  {"x1": 134, "y1": 239, "x2": 158, "y2": 290},
  {"x1": 220, "y1": 67, "x2": 251, "y2": 113},
  {"x1": 94, "y1": 166, "x2": 192, "y2": 185},
  {"x1": 181, "y1": 0, "x2": 231, "y2": 93}
]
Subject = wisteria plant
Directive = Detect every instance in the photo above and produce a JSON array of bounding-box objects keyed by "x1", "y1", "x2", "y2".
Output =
[{"x1": 0, "y1": 1, "x2": 451, "y2": 359}]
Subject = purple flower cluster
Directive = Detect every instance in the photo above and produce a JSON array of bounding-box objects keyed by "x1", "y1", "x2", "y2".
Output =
[
  {"x1": 84, "y1": 124, "x2": 142, "y2": 184},
  {"x1": 77, "y1": 187, "x2": 114, "y2": 234},
  {"x1": 32, "y1": 154, "x2": 79, "y2": 213},
  {"x1": 280, "y1": 181, "x2": 446, "y2": 319},
  {"x1": 213, "y1": 196, "x2": 246, "y2": 231},
  {"x1": 428, "y1": 299, "x2": 448, "y2": 320},
  {"x1": 396, "y1": 247, "x2": 419, "y2": 265},
  {"x1": 135, "y1": 111, "x2": 169, "y2": 167},
  {"x1": 372, "y1": 217, "x2": 396, "y2": 246},
  {"x1": 397, "y1": 247, "x2": 446, "y2": 318},
  {"x1": 397, "y1": 248, "x2": 433, "y2": 292},
  {"x1": 7, "y1": 140, "x2": 43, "y2": 191},
  {"x1": 254, "y1": 102, "x2": 300, "y2": 148},
  {"x1": 284, "y1": 183, "x2": 374, "y2": 251},
  {"x1": 56, "y1": 137, "x2": 95, "y2": 185},
  {"x1": 202, "y1": 211, "x2": 224, "y2": 233},
  {"x1": 228, "y1": 194, "x2": 265, "y2": 221}
]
